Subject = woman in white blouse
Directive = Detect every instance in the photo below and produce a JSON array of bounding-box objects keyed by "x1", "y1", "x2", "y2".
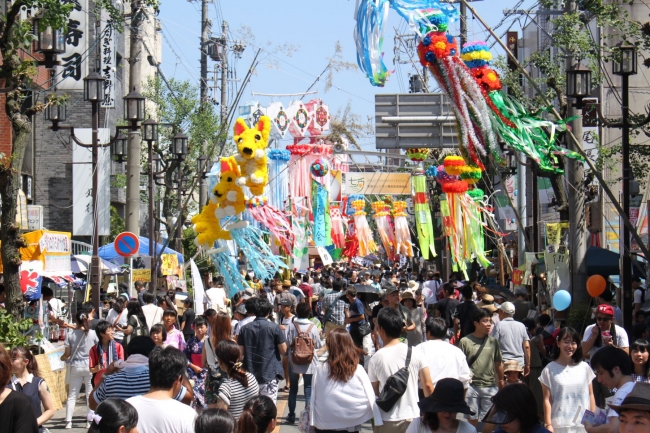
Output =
[{"x1": 310, "y1": 328, "x2": 383, "y2": 433}]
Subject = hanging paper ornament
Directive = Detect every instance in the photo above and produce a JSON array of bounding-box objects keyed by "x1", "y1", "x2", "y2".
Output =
[
  {"x1": 238, "y1": 100, "x2": 267, "y2": 127},
  {"x1": 406, "y1": 148, "x2": 430, "y2": 162},
  {"x1": 305, "y1": 99, "x2": 331, "y2": 136},
  {"x1": 351, "y1": 199, "x2": 377, "y2": 257},
  {"x1": 372, "y1": 201, "x2": 396, "y2": 261},
  {"x1": 310, "y1": 158, "x2": 329, "y2": 177},
  {"x1": 266, "y1": 102, "x2": 290, "y2": 140},
  {"x1": 342, "y1": 217, "x2": 359, "y2": 260},
  {"x1": 443, "y1": 155, "x2": 466, "y2": 176},
  {"x1": 392, "y1": 201, "x2": 414, "y2": 257},
  {"x1": 459, "y1": 166, "x2": 482, "y2": 185},
  {"x1": 425, "y1": 165, "x2": 438, "y2": 177},
  {"x1": 286, "y1": 100, "x2": 312, "y2": 138},
  {"x1": 465, "y1": 188, "x2": 491, "y2": 268},
  {"x1": 246, "y1": 196, "x2": 295, "y2": 256},
  {"x1": 436, "y1": 165, "x2": 457, "y2": 184},
  {"x1": 330, "y1": 205, "x2": 346, "y2": 249},
  {"x1": 228, "y1": 221, "x2": 288, "y2": 282}
]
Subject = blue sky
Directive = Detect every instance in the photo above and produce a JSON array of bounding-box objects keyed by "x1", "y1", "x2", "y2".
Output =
[{"x1": 157, "y1": 0, "x2": 535, "y2": 149}]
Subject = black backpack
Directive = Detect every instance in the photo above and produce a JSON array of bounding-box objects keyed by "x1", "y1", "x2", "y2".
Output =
[{"x1": 376, "y1": 347, "x2": 412, "y2": 412}]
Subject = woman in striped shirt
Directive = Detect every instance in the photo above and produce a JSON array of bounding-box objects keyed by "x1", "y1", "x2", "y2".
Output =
[
  {"x1": 631, "y1": 339, "x2": 650, "y2": 383},
  {"x1": 214, "y1": 339, "x2": 259, "y2": 420}
]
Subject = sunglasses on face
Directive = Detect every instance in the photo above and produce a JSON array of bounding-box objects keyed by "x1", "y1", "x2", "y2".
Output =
[{"x1": 596, "y1": 316, "x2": 613, "y2": 322}]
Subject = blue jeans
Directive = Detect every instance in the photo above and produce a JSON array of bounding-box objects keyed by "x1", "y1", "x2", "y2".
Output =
[{"x1": 288, "y1": 365, "x2": 313, "y2": 416}]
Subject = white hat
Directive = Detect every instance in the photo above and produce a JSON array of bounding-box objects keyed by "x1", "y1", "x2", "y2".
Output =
[{"x1": 408, "y1": 280, "x2": 419, "y2": 290}]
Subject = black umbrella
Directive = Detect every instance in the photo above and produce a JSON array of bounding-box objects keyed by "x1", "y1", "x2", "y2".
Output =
[{"x1": 485, "y1": 284, "x2": 515, "y2": 301}]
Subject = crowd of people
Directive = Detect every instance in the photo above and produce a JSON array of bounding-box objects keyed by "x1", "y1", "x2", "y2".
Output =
[{"x1": 1, "y1": 263, "x2": 650, "y2": 433}]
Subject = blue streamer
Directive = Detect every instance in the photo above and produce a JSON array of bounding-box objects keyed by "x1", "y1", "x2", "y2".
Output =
[
  {"x1": 354, "y1": 0, "x2": 458, "y2": 87},
  {"x1": 210, "y1": 241, "x2": 248, "y2": 297},
  {"x1": 229, "y1": 222, "x2": 288, "y2": 282}
]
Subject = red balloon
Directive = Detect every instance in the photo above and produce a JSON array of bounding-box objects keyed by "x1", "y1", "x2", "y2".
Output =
[{"x1": 587, "y1": 275, "x2": 607, "y2": 297}]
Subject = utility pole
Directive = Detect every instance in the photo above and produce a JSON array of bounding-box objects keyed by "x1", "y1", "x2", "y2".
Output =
[
  {"x1": 565, "y1": 0, "x2": 589, "y2": 307},
  {"x1": 126, "y1": 0, "x2": 144, "y2": 235},
  {"x1": 221, "y1": 21, "x2": 228, "y2": 121},
  {"x1": 198, "y1": 0, "x2": 210, "y2": 206},
  {"x1": 460, "y1": 2, "x2": 467, "y2": 47}
]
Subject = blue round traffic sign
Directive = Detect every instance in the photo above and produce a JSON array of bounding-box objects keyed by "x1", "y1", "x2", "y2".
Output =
[{"x1": 114, "y1": 232, "x2": 140, "y2": 257}]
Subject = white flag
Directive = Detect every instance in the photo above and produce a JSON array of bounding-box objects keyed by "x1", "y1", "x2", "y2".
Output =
[{"x1": 190, "y1": 259, "x2": 205, "y2": 315}]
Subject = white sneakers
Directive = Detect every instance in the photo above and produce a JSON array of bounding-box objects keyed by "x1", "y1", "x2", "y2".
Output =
[{"x1": 64, "y1": 421, "x2": 72, "y2": 429}]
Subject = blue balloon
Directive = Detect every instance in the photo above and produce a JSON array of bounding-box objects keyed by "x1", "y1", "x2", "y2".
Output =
[{"x1": 553, "y1": 290, "x2": 571, "y2": 311}]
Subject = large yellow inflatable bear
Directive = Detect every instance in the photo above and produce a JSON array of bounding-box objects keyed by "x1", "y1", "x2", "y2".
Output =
[{"x1": 233, "y1": 116, "x2": 271, "y2": 197}]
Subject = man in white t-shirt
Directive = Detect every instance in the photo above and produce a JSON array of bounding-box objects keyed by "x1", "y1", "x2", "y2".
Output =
[
  {"x1": 368, "y1": 307, "x2": 434, "y2": 433},
  {"x1": 586, "y1": 346, "x2": 635, "y2": 433},
  {"x1": 141, "y1": 292, "x2": 164, "y2": 330},
  {"x1": 416, "y1": 317, "x2": 471, "y2": 393},
  {"x1": 127, "y1": 346, "x2": 196, "y2": 433},
  {"x1": 582, "y1": 304, "x2": 630, "y2": 361},
  {"x1": 204, "y1": 280, "x2": 228, "y2": 314}
]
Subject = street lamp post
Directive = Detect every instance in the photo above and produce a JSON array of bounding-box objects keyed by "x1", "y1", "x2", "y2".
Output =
[
  {"x1": 612, "y1": 41, "x2": 638, "y2": 331},
  {"x1": 47, "y1": 71, "x2": 142, "y2": 312},
  {"x1": 142, "y1": 118, "x2": 159, "y2": 292},
  {"x1": 124, "y1": 89, "x2": 146, "y2": 235},
  {"x1": 172, "y1": 132, "x2": 189, "y2": 253},
  {"x1": 566, "y1": 62, "x2": 592, "y2": 309}
]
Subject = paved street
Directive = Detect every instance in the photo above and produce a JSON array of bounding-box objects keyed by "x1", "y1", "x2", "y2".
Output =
[{"x1": 44, "y1": 378, "x2": 373, "y2": 433}]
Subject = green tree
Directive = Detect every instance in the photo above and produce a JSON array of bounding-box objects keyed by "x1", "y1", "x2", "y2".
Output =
[{"x1": 142, "y1": 76, "x2": 227, "y2": 252}]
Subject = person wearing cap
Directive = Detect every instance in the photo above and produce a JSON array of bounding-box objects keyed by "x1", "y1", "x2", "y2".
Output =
[
  {"x1": 513, "y1": 287, "x2": 535, "y2": 323},
  {"x1": 454, "y1": 285, "x2": 481, "y2": 340},
  {"x1": 459, "y1": 308, "x2": 504, "y2": 431},
  {"x1": 384, "y1": 283, "x2": 416, "y2": 339},
  {"x1": 482, "y1": 383, "x2": 551, "y2": 433},
  {"x1": 609, "y1": 382, "x2": 650, "y2": 433},
  {"x1": 503, "y1": 360, "x2": 524, "y2": 384},
  {"x1": 492, "y1": 301, "x2": 531, "y2": 376},
  {"x1": 405, "y1": 378, "x2": 476, "y2": 433},
  {"x1": 416, "y1": 317, "x2": 471, "y2": 399},
  {"x1": 233, "y1": 298, "x2": 257, "y2": 338},
  {"x1": 585, "y1": 346, "x2": 635, "y2": 433},
  {"x1": 582, "y1": 304, "x2": 630, "y2": 363},
  {"x1": 180, "y1": 297, "x2": 196, "y2": 342},
  {"x1": 274, "y1": 280, "x2": 298, "y2": 324},
  {"x1": 401, "y1": 290, "x2": 424, "y2": 346},
  {"x1": 633, "y1": 277, "x2": 646, "y2": 316}
]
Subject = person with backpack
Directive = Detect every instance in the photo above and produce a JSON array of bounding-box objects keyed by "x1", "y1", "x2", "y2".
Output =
[
  {"x1": 116, "y1": 300, "x2": 149, "y2": 353},
  {"x1": 284, "y1": 302, "x2": 322, "y2": 425}
]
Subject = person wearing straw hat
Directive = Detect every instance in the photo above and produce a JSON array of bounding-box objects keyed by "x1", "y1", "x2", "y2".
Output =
[
  {"x1": 401, "y1": 290, "x2": 424, "y2": 346},
  {"x1": 405, "y1": 378, "x2": 476, "y2": 433},
  {"x1": 609, "y1": 382, "x2": 650, "y2": 433}
]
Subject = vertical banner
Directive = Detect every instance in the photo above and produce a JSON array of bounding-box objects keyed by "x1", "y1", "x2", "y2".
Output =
[
  {"x1": 100, "y1": 12, "x2": 116, "y2": 107},
  {"x1": 190, "y1": 259, "x2": 205, "y2": 315},
  {"x1": 57, "y1": 0, "x2": 88, "y2": 90},
  {"x1": 544, "y1": 245, "x2": 570, "y2": 298},
  {"x1": 72, "y1": 129, "x2": 111, "y2": 236}
]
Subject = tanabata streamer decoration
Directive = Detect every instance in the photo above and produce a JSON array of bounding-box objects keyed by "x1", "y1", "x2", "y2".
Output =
[
  {"x1": 292, "y1": 215, "x2": 310, "y2": 272},
  {"x1": 228, "y1": 221, "x2": 288, "y2": 282},
  {"x1": 267, "y1": 149, "x2": 290, "y2": 210},
  {"x1": 465, "y1": 188, "x2": 492, "y2": 268},
  {"x1": 412, "y1": 172, "x2": 436, "y2": 259},
  {"x1": 246, "y1": 196, "x2": 294, "y2": 256},
  {"x1": 392, "y1": 201, "x2": 414, "y2": 257},
  {"x1": 354, "y1": 0, "x2": 458, "y2": 86},
  {"x1": 312, "y1": 180, "x2": 331, "y2": 247},
  {"x1": 372, "y1": 201, "x2": 396, "y2": 261},
  {"x1": 351, "y1": 199, "x2": 377, "y2": 257},
  {"x1": 209, "y1": 242, "x2": 249, "y2": 296},
  {"x1": 416, "y1": 12, "x2": 582, "y2": 173},
  {"x1": 406, "y1": 148, "x2": 430, "y2": 162},
  {"x1": 286, "y1": 143, "x2": 332, "y2": 206},
  {"x1": 330, "y1": 205, "x2": 346, "y2": 249}
]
